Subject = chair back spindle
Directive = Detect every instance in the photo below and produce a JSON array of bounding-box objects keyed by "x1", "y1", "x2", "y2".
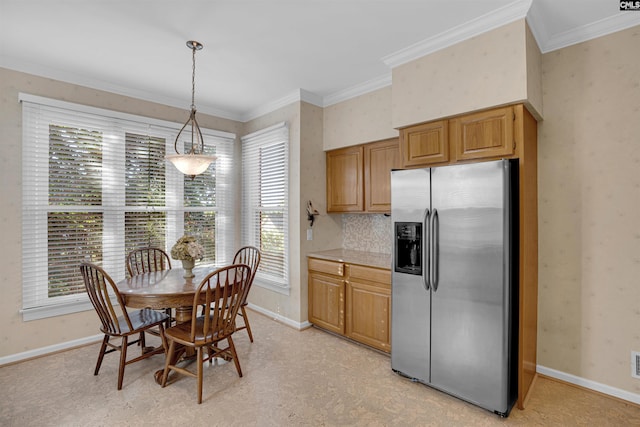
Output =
[
  {"x1": 81, "y1": 263, "x2": 132, "y2": 335},
  {"x1": 126, "y1": 247, "x2": 172, "y2": 277},
  {"x1": 232, "y1": 246, "x2": 261, "y2": 304},
  {"x1": 190, "y1": 264, "x2": 251, "y2": 343}
]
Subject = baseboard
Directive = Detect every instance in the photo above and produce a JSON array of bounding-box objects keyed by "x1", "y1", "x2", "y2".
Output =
[
  {"x1": 537, "y1": 365, "x2": 640, "y2": 405},
  {"x1": 246, "y1": 303, "x2": 313, "y2": 330},
  {"x1": 0, "y1": 334, "x2": 103, "y2": 366},
  {"x1": 1, "y1": 306, "x2": 311, "y2": 366}
]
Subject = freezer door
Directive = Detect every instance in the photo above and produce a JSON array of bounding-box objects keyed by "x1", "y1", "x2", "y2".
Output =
[
  {"x1": 429, "y1": 160, "x2": 512, "y2": 413},
  {"x1": 390, "y1": 168, "x2": 431, "y2": 382}
]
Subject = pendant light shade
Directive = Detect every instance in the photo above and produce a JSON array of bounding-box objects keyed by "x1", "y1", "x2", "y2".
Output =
[
  {"x1": 166, "y1": 40, "x2": 216, "y2": 178},
  {"x1": 165, "y1": 153, "x2": 216, "y2": 175}
]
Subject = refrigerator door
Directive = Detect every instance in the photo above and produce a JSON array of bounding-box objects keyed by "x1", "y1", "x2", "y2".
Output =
[
  {"x1": 391, "y1": 168, "x2": 431, "y2": 383},
  {"x1": 429, "y1": 160, "x2": 511, "y2": 413}
]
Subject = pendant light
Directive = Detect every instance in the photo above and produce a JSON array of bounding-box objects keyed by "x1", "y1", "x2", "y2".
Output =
[{"x1": 166, "y1": 40, "x2": 216, "y2": 178}]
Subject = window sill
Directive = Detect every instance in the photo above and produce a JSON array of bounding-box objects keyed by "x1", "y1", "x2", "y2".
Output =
[
  {"x1": 21, "y1": 299, "x2": 95, "y2": 321},
  {"x1": 254, "y1": 276, "x2": 290, "y2": 296}
]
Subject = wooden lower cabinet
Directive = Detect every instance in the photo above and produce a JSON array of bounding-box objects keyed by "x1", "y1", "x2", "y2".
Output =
[
  {"x1": 308, "y1": 258, "x2": 391, "y2": 353},
  {"x1": 308, "y1": 272, "x2": 345, "y2": 335},
  {"x1": 345, "y1": 281, "x2": 390, "y2": 352}
]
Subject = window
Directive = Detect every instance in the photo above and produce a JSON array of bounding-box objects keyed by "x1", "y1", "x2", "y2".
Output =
[
  {"x1": 20, "y1": 94, "x2": 235, "y2": 320},
  {"x1": 241, "y1": 122, "x2": 289, "y2": 293}
]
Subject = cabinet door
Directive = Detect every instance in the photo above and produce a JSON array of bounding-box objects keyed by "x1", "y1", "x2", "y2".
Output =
[
  {"x1": 326, "y1": 146, "x2": 364, "y2": 212},
  {"x1": 346, "y1": 280, "x2": 391, "y2": 352},
  {"x1": 451, "y1": 106, "x2": 515, "y2": 161},
  {"x1": 364, "y1": 138, "x2": 400, "y2": 213},
  {"x1": 400, "y1": 120, "x2": 448, "y2": 167},
  {"x1": 346, "y1": 265, "x2": 391, "y2": 352},
  {"x1": 308, "y1": 273, "x2": 345, "y2": 334}
]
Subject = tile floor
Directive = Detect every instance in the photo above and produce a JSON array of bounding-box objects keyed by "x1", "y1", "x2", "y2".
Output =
[{"x1": 1, "y1": 310, "x2": 638, "y2": 426}]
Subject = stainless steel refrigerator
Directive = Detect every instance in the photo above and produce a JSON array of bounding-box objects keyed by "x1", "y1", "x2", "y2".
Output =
[{"x1": 391, "y1": 159, "x2": 518, "y2": 417}]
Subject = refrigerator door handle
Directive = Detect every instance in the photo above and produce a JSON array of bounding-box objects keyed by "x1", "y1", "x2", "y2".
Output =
[
  {"x1": 422, "y1": 208, "x2": 431, "y2": 291},
  {"x1": 431, "y1": 208, "x2": 439, "y2": 292}
]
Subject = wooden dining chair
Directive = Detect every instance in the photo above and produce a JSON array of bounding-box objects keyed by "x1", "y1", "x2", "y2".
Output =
[
  {"x1": 80, "y1": 262, "x2": 168, "y2": 390},
  {"x1": 126, "y1": 247, "x2": 173, "y2": 327},
  {"x1": 126, "y1": 247, "x2": 172, "y2": 276},
  {"x1": 232, "y1": 246, "x2": 261, "y2": 342},
  {"x1": 161, "y1": 263, "x2": 251, "y2": 404}
]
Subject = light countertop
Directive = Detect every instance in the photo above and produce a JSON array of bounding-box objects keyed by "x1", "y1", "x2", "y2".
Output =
[{"x1": 307, "y1": 248, "x2": 391, "y2": 270}]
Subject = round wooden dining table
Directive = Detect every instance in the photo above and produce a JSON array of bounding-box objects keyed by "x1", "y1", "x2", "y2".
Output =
[
  {"x1": 116, "y1": 265, "x2": 219, "y2": 323},
  {"x1": 116, "y1": 265, "x2": 224, "y2": 384}
]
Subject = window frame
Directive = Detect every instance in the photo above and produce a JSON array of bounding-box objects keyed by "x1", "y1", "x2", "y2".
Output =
[
  {"x1": 20, "y1": 93, "x2": 236, "y2": 321},
  {"x1": 241, "y1": 122, "x2": 290, "y2": 295}
]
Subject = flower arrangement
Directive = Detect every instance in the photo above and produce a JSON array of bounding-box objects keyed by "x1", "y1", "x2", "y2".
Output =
[{"x1": 170, "y1": 235, "x2": 205, "y2": 261}]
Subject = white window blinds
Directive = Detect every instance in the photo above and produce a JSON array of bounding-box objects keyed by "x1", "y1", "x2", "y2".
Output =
[
  {"x1": 20, "y1": 93, "x2": 236, "y2": 320},
  {"x1": 241, "y1": 122, "x2": 289, "y2": 292}
]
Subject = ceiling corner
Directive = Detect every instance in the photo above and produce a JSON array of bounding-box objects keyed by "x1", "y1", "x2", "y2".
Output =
[{"x1": 382, "y1": 0, "x2": 532, "y2": 69}]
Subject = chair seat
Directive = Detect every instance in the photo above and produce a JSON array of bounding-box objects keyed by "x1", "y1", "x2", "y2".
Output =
[
  {"x1": 165, "y1": 316, "x2": 229, "y2": 345},
  {"x1": 109, "y1": 308, "x2": 169, "y2": 335}
]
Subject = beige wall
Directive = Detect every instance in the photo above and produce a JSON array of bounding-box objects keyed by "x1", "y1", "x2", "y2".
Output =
[
  {"x1": 392, "y1": 19, "x2": 543, "y2": 128},
  {"x1": 0, "y1": 68, "x2": 242, "y2": 357},
  {"x1": 525, "y1": 22, "x2": 543, "y2": 120},
  {"x1": 242, "y1": 101, "x2": 342, "y2": 323},
  {"x1": 537, "y1": 25, "x2": 640, "y2": 394},
  {"x1": 323, "y1": 86, "x2": 397, "y2": 150},
  {"x1": 241, "y1": 103, "x2": 302, "y2": 322},
  {"x1": 299, "y1": 102, "x2": 344, "y2": 320}
]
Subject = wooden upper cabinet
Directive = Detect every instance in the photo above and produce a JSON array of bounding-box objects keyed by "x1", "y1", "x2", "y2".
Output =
[
  {"x1": 450, "y1": 105, "x2": 515, "y2": 161},
  {"x1": 327, "y1": 146, "x2": 364, "y2": 212},
  {"x1": 327, "y1": 138, "x2": 399, "y2": 213},
  {"x1": 400, "y1": 120, "x2": 448, "y2": 167},
  {"x1": 364, "y1": 138, "x2": 400, "y2": 213}
]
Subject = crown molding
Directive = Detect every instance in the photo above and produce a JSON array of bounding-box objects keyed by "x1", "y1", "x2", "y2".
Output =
[
  {"x1": 382, "y1": 0, "x2": 532, "y2": 69},
  {"x1": 532, "y1": 11, "x2": 640, "y2": 53},
  {"x1": 240, "y1": 88, "x2": 323, "y2": 122},
  {"x1": 0, "y1": 56, "x2": 243, "y2": 122},
  {"x1": 323, "y1": 74, "x2": 392, "y2": 107}
]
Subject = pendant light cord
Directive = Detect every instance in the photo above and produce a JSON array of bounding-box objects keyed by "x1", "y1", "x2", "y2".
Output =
[{"x1": 191, "y1": 43, "x2": 196, "y2": 110}]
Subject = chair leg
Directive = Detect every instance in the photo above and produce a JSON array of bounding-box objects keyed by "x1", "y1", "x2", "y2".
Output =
[
  {"x1": 165, "y1": 308, "x2": 173, "y2": 328},
  {"x1": 241, "y1": 305, "x2": 254, "y2": 342},
  {"x1": 139, "y1": 331, "x2": 146, "y2": 352},
  {"x1": 227, "y1": 336, "x2": 242, "y2": 378},
  {"x1": 94, "y1": 335, "x2": 109, "y2": 375},
  {"x1": 158, "y1": 324, "x2": 168, "y2": 354},
  {"x1": 196, "y1": 346, "x2": 203, "y2": 404},
  {"x1": 161, "y1": 340, "x2": 176, "y2": 387},
  {"x1": 117, "y1": 336, "x2": 128, "y2": 390}
]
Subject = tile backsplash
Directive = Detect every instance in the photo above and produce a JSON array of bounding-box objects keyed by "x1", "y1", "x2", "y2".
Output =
[{"x1": 342, "y1": 214, "x2": 392, "y2": 254}]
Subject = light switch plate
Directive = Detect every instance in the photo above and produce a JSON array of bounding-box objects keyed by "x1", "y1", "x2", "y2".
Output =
[{"x1": 307, "y1": 229, "x2": 313, "y2": 240}]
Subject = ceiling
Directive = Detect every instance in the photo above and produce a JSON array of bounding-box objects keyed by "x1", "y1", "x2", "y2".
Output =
[{"x1": 1, "y1": 0, "x2": 639, "y2": 122}]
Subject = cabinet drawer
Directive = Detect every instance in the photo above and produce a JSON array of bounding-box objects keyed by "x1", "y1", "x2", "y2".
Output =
[
  {"x1": 308, "y1": 258, "x2": 344, "y2": 276},
  {"x1": 349, "y1": 264, "x2": 390, "y2": 286}
]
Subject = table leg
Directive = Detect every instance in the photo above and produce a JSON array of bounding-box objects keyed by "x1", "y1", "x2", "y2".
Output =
[{"x1": 154, "y1": 306, "x2": 196, "y2": 385}]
